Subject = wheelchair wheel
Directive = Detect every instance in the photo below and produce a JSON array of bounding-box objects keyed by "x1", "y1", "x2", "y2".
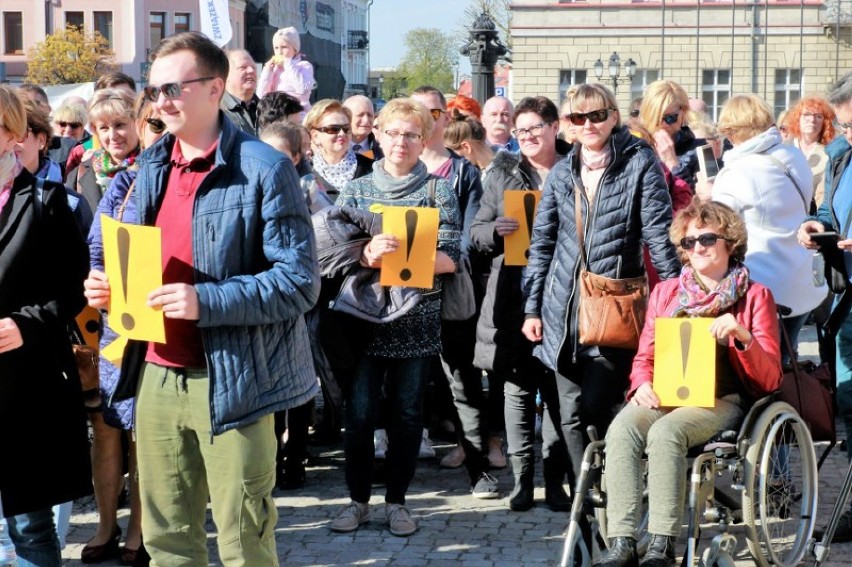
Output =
[{"x1": 742, "y1": 401, "x2": 818, "y2": 567}]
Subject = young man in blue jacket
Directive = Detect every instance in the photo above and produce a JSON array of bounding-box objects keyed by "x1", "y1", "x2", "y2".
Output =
[{"x1": 84, "y1": 32, "x2": 319, "y2": 565}]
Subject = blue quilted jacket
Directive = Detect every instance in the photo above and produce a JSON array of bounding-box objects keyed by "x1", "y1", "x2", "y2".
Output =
[
  {"x1": 133, "y1": 115, "x2": 320, "y2": 434},
  {"x1": 524, "y1": 126, "x2": 681, "y2": 371}
]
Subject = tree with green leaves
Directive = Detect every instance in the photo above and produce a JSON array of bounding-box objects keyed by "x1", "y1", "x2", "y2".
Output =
[
  {"x1": 25, "y1": 26, "x2": 117, "y2": 85},
  {"x1": 396, "y1": 28, "x2": 458, "y2": 95}
]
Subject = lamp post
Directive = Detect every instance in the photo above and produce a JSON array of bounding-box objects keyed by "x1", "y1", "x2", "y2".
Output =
[
  {"x1": 460, "y1": 12, "x2": 509, "y2": 107},
  {"x1": 593, "y1": 52, "x2": 637, "y2": 94}
]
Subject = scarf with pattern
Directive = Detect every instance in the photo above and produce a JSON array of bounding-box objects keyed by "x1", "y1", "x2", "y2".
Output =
[
  {"x1": 671, "y1": 262, "x2": 750, "y2": 318},
  {"x1": 91, "y1": 149, "x2": 138, "y2": 191},
  {"x1": 311, "y1": 149, "x2": 358, "y2": 194}
]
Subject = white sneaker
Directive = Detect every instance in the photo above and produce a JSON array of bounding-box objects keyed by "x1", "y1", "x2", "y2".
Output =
[
  {"x1": 374, "y1": 429, "x2": 388, "y2": 459},
  {"x1": 418, "y1": 428, "x2": 436, "y2": 459}
]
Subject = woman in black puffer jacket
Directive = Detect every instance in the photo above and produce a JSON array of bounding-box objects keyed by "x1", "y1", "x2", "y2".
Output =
[{"x1": 522, "y1": 83, "x2": 681, "y2": 492}]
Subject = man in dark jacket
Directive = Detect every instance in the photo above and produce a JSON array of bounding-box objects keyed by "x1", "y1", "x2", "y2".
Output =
[{"x1": 221, "y1": 49, "x2": 259, "y2": 135}]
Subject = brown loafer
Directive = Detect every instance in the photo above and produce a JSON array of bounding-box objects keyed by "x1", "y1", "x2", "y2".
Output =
[{"x1": 81, "y1": 526, "x2": 121, "y2": 564}]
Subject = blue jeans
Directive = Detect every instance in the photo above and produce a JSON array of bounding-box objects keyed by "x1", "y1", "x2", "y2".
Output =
[
  {"x1": 6, "y1": 508, "x2": 61, "y2": 567},
  {"x1": 344, "y1": 355, "x2": 429, "y2": 505}
]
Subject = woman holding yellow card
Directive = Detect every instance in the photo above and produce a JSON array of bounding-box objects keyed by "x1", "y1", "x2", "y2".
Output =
[
  {"x1": 330, "y1": 97, "x2": 462, "y2": 537},
  {"x1": 594, "y1": 200, "x2": 782, "y2": 567}
]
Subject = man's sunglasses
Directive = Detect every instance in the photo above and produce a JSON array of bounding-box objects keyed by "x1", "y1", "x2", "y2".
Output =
[
  {"x1": 143, "y1": 77, "x2": 214, "y2": 102},
  {"x1": 57, "y1": 121, "x2": 83, "y2": 129},
  {"x1": 661, "y1": 111, "x2": 681, "y2": 126},
  {"x1": 429, "y1": 108, "x2": 446, "y2": 120},
  {"x1": 629, "y1": 109, "x2": 640, "y2": 118},
  {"x1": 679, "y1": 233, "x2": 731, "y2": 250},
  {"x1": 564, "y1": 109, "x2": 616, "y2": 126},
  {"x1": 146, "y1": 118, "x2": 166, "y2": 134},
  {"x1": 314, "y1": 124, "x2": 351, "y2": 135},
  {"x1": 835, "y1": 119, "x2": 852, "y2": 130}
]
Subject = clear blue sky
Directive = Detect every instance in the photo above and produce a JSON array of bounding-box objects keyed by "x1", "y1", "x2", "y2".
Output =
[{"x1": 369, "y1": 0, "x2": 474, "y2": 75}]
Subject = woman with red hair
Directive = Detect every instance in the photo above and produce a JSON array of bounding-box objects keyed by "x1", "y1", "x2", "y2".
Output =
[
  {"x1": 786, "y1": 96, "x2": 836, "y2": 209},
  {"x1": 447, "y1": 94, "x2": 482, "y2": 120}
]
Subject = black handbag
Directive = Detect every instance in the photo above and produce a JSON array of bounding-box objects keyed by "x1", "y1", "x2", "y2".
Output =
[{"x1": 441, "y1": 256, "x2": 476, "y2": 322}]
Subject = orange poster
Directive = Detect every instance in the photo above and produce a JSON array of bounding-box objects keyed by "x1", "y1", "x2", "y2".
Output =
[
  {"x1": 379, "y1": 206, "x2": 440, "y2": 289},
  {"x1": 503, "y1": 190, "x2": 542, "y2": 266}
]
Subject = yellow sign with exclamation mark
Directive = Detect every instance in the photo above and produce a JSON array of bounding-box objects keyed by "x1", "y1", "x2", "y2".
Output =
[
  {"x1": 653, "y1": 317, "x2": 716, "y2": 407},
  {"x1": 379, "y1": 206, "x2": 439, "y2": 289},
  {"x1": 101, "y1": 214, "x2": 166, "y2": 343},
  {"x1": 504, "y1": 190, "x2": 542, "y2": 266}
]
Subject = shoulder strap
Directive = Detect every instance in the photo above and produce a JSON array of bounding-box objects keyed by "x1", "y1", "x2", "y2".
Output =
[
  {"x1": 427, "y1": 177, "x2": 437, "y2": 207},
  {"x1": 573, "y1": 172, "x2": 588, "y2": 268},
  {"x1": 762, "y1": 153, "x2": 809, "y2": 215},
  {"x1": 116, "y1": 180, "x2": 136, "y2": 222}
]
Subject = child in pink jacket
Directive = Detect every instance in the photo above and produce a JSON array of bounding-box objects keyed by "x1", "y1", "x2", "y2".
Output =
[{"x1": 258, "y1": 27, "x2": 314, "y2": 114}]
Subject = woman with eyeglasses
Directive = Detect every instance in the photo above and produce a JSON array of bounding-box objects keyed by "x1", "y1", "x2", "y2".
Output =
[
  {"x1": 594, "y1": 200, "x2": 781, "y2": 567},
  {"x1": 710, "y1": 94, "x2": 825, "y2": 365},
  {"x1": 639, "y1": 80, "x2": 701, "y2": 189},
  {"x1": 78, "y1": 92, "x2": 165, "y2": 566},
  {"x1": 328, "y1": 97, "x2": 461, "y2": 537},
  {"x1": 522, "y1": 84, "x2": 681, "y2": 509},
  {"x1": 785, "y1": 96, "x2": 836, "y2": 209},
  {"x1": 304, "y1": 99, "x2": 373, "y2": 201},
  {"x1": 0, "y1": 84, "x2": 92, "y2": 567}
]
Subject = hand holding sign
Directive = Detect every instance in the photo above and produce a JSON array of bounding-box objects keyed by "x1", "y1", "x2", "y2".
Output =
[
  {"x1": 379, "y1": 206, "x2": 439, "y2": 288},
  {"x1": 503, "y1": 190, "x2": 542, "y2": 266},
  {"x1": 653, "y1": 317, "x2": 716, "y2": 407}
]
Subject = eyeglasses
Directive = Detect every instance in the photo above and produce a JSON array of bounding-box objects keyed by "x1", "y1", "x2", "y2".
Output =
[
  {"x1": 143, "y1": 77, "x2": 215, "y2": 102},
  {"x1": 835, "y1": 119, "x2": 852, "y2": 131},
  {"x1": 313, "y1": 124, "x2": 351, "y2": 135},
  {"x1": 802, "y1": 113, "x2": 824, "y2": 121},
  {"x1": 679, "y1": 233, "x2": 731, "y2": 250},
  {"x1": 563, "y1": 109, "x2": 616, "y2": 127},
  {"x1": 661, "y1": 111, "x2": 681, "y2": 126},
  {"x1": 383, "y1": 129, "x2": 422, "y2": 143},
  {"x1": 146, "y1": 118, "x2": 166, "y2": 134},
  {"x1": 630, "y1": 109, "x2": 640, "y2": 118},
  {"x1": 429, "y1": 108, "x2": 446, "y2": 120},
  {"x1": 57, "y1": 121, "x2": 83, "y2": 130},
  {"x1": 512, "y1": 122, "x2": 552, "y2": 139}
]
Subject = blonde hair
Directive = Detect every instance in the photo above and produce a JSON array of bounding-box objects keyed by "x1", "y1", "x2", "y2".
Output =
[
  {"x1": 304, "y1": 99, "x2": 352, "y2": 131},
  {"x1": 377, "y1": 98, "x2": 435, "y2": 143},
  {"x1": 717, "y1": 94, "x2": 774, "y2": 145},
  {"x1": 639, "y1": 80, "x2": 690, "y2": 134},
  {"x1": 53, "y1": 100, "x2": 88, "y2": 126},
  {"x1": 0, "y1": 85, "x2": 27, "y2": 139},
  {"x1": 566, "y1": 83, "x2": 621, "y2": 128},
  {"x1": 688, "y1": 111, "x2": 719, "y2": 141},
  {"x1": 88, "y1": 88, "x2": 136, "y2": 127}
]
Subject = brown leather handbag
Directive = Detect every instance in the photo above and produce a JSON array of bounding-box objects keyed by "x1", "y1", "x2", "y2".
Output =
[{"x1": 574, "y1": 181, "x2": 648, "y2": 350}]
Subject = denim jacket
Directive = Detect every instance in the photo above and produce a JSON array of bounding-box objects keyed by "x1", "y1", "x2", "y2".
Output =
[{"x1": 133, "y1": 114, "x2": 320, "y2": 434}]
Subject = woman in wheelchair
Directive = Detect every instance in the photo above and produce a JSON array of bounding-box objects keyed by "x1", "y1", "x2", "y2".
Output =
[{"x1": 595, "y1": 200, "x2": 782, "y2": 567}]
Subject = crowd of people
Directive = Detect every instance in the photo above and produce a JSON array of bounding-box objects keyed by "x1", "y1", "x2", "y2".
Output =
[{"x1": 3, "y1": 25, "x2": 852, "y2": 567}]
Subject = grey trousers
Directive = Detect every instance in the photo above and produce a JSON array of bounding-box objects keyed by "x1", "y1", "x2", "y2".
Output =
[{"x1": 604, "y1": 393, "x2": 746, "y2": 538}]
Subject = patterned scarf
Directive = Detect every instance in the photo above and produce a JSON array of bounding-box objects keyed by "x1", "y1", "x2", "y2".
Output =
[
  {"x1": 0, "y1": 152, "x2": 23, "y2": 216},
  {"x1": 311, "y1": 149, "x2": 358, "y2": 194},
  {"x1": 671, "y1": 262, "x2": 750, "y2": 318},
  {"x1": 91, "y1": 148, "x2": 138, "y2": 191}
]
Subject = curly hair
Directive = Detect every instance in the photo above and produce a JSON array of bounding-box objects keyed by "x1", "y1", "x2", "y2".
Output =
[
  {"x1": 785, "y1": 96, "x2": 836, "y2": 146},
  {"x1": 670, "y1": 198, "x2": 748, "y2": 265}
]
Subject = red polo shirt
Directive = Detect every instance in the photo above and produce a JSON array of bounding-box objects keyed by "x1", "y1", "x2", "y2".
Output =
[{"x1": 145, "y1": 138, "x2": 218, "y2": 369}]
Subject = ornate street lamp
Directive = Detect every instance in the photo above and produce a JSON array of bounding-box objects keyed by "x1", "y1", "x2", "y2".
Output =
[
  {"x1": 593, "y1": 52, "x2": 637, "y2": 94},
  {"x1": 460, "y1": 12, "x2": 509, "y2": 106}
]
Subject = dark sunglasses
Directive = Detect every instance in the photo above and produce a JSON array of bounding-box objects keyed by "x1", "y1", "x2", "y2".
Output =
[
  {"x1": 679, "y1": 233, "x2": 731, "y2": 250},
  {"x1": 429, "y1": 108, "x2": 446, "y2": 120},
  {"x1": 564, "y1": 109, "x2": 615, "y2": 126},
  {"x1": 314, "y1": 124, "x2": 351, "y2": 135},
  {"x1": 143, "y1": 77, "x2": 214, "y2": 102},
  {"x1": 146, "y1": 118, "x2": 166, "y2": 134},
  {"x1": 57, "y1": 121, "x2": 82, "y2": 129},
  {"x1": 630, "y1": 109, "x2": 640, "y2": 118},
  {"x1": 661, "y1": 111, "x2": 681, "y2": 125}
]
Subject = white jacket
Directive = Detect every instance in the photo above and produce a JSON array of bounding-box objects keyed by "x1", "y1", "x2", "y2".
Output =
[{"x1": 712, "y1": 127, "x2": 827, "y2": 317}]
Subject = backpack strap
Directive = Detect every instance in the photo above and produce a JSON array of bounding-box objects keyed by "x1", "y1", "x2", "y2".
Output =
[{"x1": 426, "y1": 176, "x2": 437, "y2": 207}]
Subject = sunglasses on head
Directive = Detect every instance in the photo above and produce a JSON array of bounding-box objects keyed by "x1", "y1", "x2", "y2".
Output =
[
  {"x1": 57, "y1": 121, "x2": 82, "y2": 129},
  {"x1": 146, "y1": 118, "x2": 166, "y2": 134},
  {"x1": 679, "y1": 233, "x2": 731, "y2": 250},
  {"x1": 314, "y1": 124, "x2": 351, "y2": 135},
  {"x1": 564, "y1": 109, "x2": 616, "y2": 126},
  {"x1": 142, "y1": 77, "x2": 214, "y2": 102},
  {"x1": 661, "y1": 111, "x2": 681, "y2": 125}
]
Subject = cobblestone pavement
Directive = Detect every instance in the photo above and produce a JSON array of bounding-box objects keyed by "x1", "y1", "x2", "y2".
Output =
[{"x1": 61, "y1": 325, "x2": 852, "y2": 566}]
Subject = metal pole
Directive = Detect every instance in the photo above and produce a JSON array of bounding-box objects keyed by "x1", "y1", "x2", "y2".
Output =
[
  {"x1": 661, "y1": 0, "x2": 666, "y2": 78},
  {"x1": 696, "y1": 0, "x2": 701, "y2": 98},
  {"x1": 764, "y1": 0, "x2": 769, "y2": 99},
  {"x1": 799, "y1": 0, "x2": 804, "y2": 97},
  {"x1": 731, "y1": 0, "x2": 736, "y2": 93}
]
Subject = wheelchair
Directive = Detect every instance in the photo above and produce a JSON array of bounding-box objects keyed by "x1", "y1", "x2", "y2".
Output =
[{"x1": 560, "y1": 395, "x2": 819, "y2": 567}]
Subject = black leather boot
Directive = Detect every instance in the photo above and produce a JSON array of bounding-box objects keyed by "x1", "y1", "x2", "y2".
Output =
[
  {"x1": 639, "y1": 534, "x2": 675, "y2": 567},
  {"x1": 543, "y1": 458, "x2": 571, "y2": 512},
  {"x1": 593, "y1": 537, "x2": 638, "y2": 567},
  {"x1": 508, "y1": 455, "x2": 534, "y2": 511}
]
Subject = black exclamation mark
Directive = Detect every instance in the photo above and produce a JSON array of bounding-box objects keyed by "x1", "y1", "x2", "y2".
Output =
[
  {"x1": 523, "y1": 193, "x2": 536, "y2": 259},
  {"x1": 117, "y1": 227, "x2": 136, "y2": 331},
  {"x1": 400, "y1": 209, "x2": 418, "y2": 281},
  {"x1": 677, "y1": 321, "x2": 691, "y2": 400}
]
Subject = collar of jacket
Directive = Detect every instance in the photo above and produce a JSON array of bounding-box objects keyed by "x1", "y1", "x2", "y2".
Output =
[
  {"x1": 674, "y1": 126, "x2": 697, "y2": 154},
  {"x1": 138, "y1": 111, "x2": 237, "y2": 171},
  {"x1": 569, "y1": 125, "x2": 647, "y2": 173},
  {"x1": 826, "y1": 134, "x2": 852, "y2": 161}
]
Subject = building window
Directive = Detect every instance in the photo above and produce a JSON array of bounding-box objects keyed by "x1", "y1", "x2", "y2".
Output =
[
  {"x1": 701, "y1": 69, "x2": 731, "y2": 122},
  {"x1": 65, "y1": 11, "x2": 84, "y2": 30},
  {"x1": 630, "y1": 69, "x2": 660, "y2": 101},
  {"x1": 3, "y1": 12, "x2": 23, "y2": 55},
  {"x1": 775, "y1": 69, "x2": 802, "y2": 118},
  {"x1": 150, "y1": 12, "x2": 166, "y2": 48},
  {"x1": 558, "y1": 69, "x2": 588, "y2": 104},
  {"x1": 94, "y1": 11, "x2": 113, "y2": 48},
  {"x1": 174, "y1": 13, "x2": 191, "y2": 35}
]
